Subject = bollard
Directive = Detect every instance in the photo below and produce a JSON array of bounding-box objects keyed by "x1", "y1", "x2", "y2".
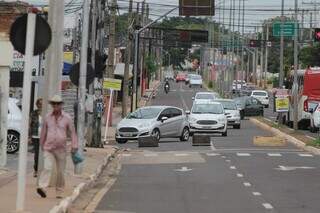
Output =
[
  {"x1": 138, "y1": 136, "x2": 159, "y2": 147},
  {"x1": 192, "y1": 134, "x2": 211, "y2": 146}
]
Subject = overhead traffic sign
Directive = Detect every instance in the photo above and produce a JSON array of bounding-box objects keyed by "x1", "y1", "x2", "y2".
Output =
[
  {"x1": 273, "y1": 22, "x2": 296, "y2": 37},
  {"x1": 103, "y1": 78, "x2": 122, "y2": 91}
]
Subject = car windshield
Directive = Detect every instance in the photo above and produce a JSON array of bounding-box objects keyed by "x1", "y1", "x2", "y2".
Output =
[
  {"x1": 217, "y1": 101, "x2": 237, "y2": 110},
  {"x1": 252, "y1": 91, "x2": 267, "y2": 96},
  {"x1": 192, "y1": 104, "x2": 224, "y2": 114},
  {"x1": 127, "y1": 107, "x2": 161, "y2": 119},
  {"x1": 196, "y1": 94, "x2": 214, "y2": 100}
]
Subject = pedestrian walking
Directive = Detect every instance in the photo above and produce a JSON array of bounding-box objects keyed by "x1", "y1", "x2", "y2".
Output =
[
  {"x1": 36, "y1": 95, "x2": 78, "y2": 199},
  {"x1": 29, "y1": 98, "x2": 42, "y2": 177}
]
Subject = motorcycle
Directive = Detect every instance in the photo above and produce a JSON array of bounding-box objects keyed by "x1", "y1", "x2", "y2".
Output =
[{"x1": 164, "y1": 84, "x2": 170, "y2": 94}]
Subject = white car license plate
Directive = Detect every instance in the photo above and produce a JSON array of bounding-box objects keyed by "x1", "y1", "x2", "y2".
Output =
[{"x1": 122, "y1": 133, "x2": 133, "y2": 137}]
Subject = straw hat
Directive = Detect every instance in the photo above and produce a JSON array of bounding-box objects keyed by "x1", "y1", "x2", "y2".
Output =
[{"x1": 49, "y1": 95, "x2": 63, "y2": 103}]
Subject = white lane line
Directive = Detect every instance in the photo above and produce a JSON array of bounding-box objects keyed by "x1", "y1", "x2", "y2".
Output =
[
  {"x1": 306, "y1": 135, "x2": 316, "y2": 140},
  {"x1": 206, "y1": 153, "x2": 220, "y2": 156},
  {"x1": 230, "y1": 166, "x2": 236, "y2": 170},
  {"x1": 144, "y1": 153, "x2": 158, "y2": 157},
  {"x1": 243, "y1": 182, "x2": 251, "y2": 187},
  {"x1": 267, "y1": 153, "x2": 282, "y2": 157},
  {"x1": 237, "y1": 153, "x2": 251, "y2": 156},
  {"x1": 221, "y1": 156, "x2": 226, "y2": 158},
  {"x1": 252, "y1": 192, "x2": 262, "y2": 196},
  {"x1": 210, "y1": 140, "x2": 216, "y2": 151},
  {"x1": 237, "y1": 173, "x2": 244, "y2": 177},
  {"x1": 175, "y1": 153, "x2": 189, "y2": 157},
  {"x1": 121, "y1": 153, "x2": 132, "y2": 157},
  {"x1": 299, "y1": 153, "x2": 314, "y2": 157},
  {"x1": 262, "y1": 203, "x2": 274, "y2": 210},
  {"x1": 226, "y1": 159, "x2": 231, "y2": 162}
]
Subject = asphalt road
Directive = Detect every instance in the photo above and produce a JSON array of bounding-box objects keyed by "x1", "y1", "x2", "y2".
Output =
[{"x1": 96, "y1": 82, "x2": 320, "y2": 213}]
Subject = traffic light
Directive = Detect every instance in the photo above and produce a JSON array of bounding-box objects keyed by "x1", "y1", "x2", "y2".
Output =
[
  {"x1": 95, "y1": 52, "x2": 107, "y2": 78},
  {"x1": 249, "y1": 39, "x2": 261, "y2": 48},
  {"x1": 314, "y1": 28, "x2": 320, "y2": 41}
]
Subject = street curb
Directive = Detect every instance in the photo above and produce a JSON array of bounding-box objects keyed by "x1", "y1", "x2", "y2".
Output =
[
  {"x1": 49, "y1": 147, "x2": 120, "y2": 213},
  {"x1": 250, "y1": 118, "x2": 320, "y2": 155}
]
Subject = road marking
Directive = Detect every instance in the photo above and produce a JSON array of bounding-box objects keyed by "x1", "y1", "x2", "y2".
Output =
[
  {"x1": 305, "y1": 135, "x2": 316, "y2": 140},
  {"x1": 121, "y1": 154, "x2": 132, "y2": 157},
  {"x1": 252, "y1": 192, "x2": 261, "y2": 196},
  {"x1": 262, "y1": 203, "x2": 274, "y2": 209},
  {"x1": 230, "y1": 166, "x2": 236, "y2": 170},
  {"x1": 264, "y1": 118, "x2": 272, "y2": 122},
  {"x1": 226, "y1": 159, "x2": 231, "y2": 162},
  {"x1": 144, "y1": 153, "x2": 158, "y2": 157},
  {"x1": 243, "y1": 182, "x2": 251, "y2": 187},
  {"x1": 221, "y1": 156, "x2": 226, "y2": 158},
  {"x1": 237, "y1": 153, "x2": 251, "y2": 156},
  {"x1": 175, "y1": 153, "x2": 189, "y2": 157},
  {"x1": 175, "y1": 166, "x2": 192, "y2": 172},
  {"x1": 298, "y1": 153, "x2": 313, "y2": 157},
  {"x1": 210, "y1": 140, "x2": 216, "y2": 151},
  {"x1": 206, "y1": 153, "x2": 220, "y2": 156},
  {"x1": 275, "y1": 165, "x2": 316, "y2": 171},
  {"x1": 237, "y1": 173, "x2": 244, "y2": 177},
  {"x1": 267, "y1": 153, "x2": 282, "y2": 157}
]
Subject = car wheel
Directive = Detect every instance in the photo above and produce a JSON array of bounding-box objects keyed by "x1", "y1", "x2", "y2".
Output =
[
  {"x1": 265, "y1": 105, "x2": 269, "y2": 108},
  {"x1": 233, "y1": 124, "x2": 241, "y2": 129},
  {"x1": 7, "y1": 131, "x2": 20, "y2": 154},
  {"x1": 151, "y1": 129, "x2": 160, "y2": 141},
  {"x1": 200, "y1": 85, "x2": 203, "y2": 88},
  {"x1": 116, "y1": 139, "x2": 128, "y2": 144},
  {"x1": 260, "y1": 110, "x2": 264, "y2": 116},
  {"x1": 222, "y1": 131, "x2": 227, "y2": 137},
  {"x1": 180, "y1": 127, "x2": 190, "y2": 141},
  {"x1": 240, "y1": 111, "x2": 245, "y2": 120},
  {"x1": 189, "y1": 85, "x2": 191, "y2": 88}
]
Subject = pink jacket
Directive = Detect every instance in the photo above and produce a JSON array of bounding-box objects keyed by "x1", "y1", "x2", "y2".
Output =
[{"x1": 40, "y1": 111, "x2": 78, "y2": 151}]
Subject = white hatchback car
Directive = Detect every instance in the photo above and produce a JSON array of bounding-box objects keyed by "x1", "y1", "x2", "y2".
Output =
[
  {"x1": 193, "y1": 92, "x2": 220, "y2": 102},
  {"x1": 7, "y1": 98, "x2": 22, "y2": 154},
  {"x1": 251, "y1": 90, "x2": 269, "y2": 108},
  {"x1": 188, "y1": 100, "x2": 227, "y2": 136},
  {"x1": 189, "y1": 74, "x2": 203, "y2": 88},
  {"x1": 215, "y1": 99, "x2": 241, "y2": 129}
]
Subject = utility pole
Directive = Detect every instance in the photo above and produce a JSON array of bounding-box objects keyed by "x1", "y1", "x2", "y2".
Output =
[
  {"x1": 227, "y1": 0, "x2": 233, "y2": 95},
  {"x1": 293, "y1": 0, "x2": 299, "y2": 130},
  {"x1": 107, "y1": 0, "x2": 117, "y2": 79},
  {"x1": 236, "y1": 0, "x2": 241, "y2": 88},
  {"x1": 279, "y1": 0, "x2": 285, "y2": 88},
  {"x1": 221, "y1": 0, "x2": 226, "y2": 95},
  {"x1": 231, "y1": 0, "x2": 236, "y2": 91},
  {"x1": 260, "y1": 27, "x2": 264, "y2": 87},
  {"x1": 240, "y1": 0, "x2": 245, "y2": 91},
  {"x1": 122, "y1": 0, "x2": 133, "y2": 118},
  {"x1": 265, "y1": 23, "x2": 269, "y2": 89},
  {"x1": 138, "y1": 1, "x2": 145, "y2": 101},
  {"x1": 77, "y1": 0, "x2": 90, "y2": 173},
  {"x1": 132, "y1": 2, "x2": 140, "y2": 112}
]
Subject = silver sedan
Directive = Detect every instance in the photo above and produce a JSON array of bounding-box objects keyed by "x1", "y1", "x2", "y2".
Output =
[{"x1": 115, "y1": 106, "x2": 190, "y2": 144}]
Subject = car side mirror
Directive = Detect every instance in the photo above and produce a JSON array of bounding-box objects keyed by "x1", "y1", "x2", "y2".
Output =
[
  {"x1": 192, "y1": 97, "x2": 195, "y2": 100},
  {"x1": 161, "y1": 116, "x2": 168, "y2": 122},
  {"x1": 185, "y1": 110, "x2": 190, "y2": 115},
  {"x1": 308, "y1": 108, "x2": 314, "y2": 113}
]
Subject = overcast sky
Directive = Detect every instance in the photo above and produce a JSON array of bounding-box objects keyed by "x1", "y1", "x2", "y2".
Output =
[{"x1": 4, "y1": 0, "x2": 318, "y2": 31}]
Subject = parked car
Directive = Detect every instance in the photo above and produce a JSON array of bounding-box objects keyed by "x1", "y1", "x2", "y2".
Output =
[
  {"x1": 192, "y1": 92, "x2": 220, "y2": 102},
  {"x1": 306, "y1": 101, "x2": 320, "y2": 132},
  {"x1": 251, "y1": 90, "x2": 269, "y2": 108},
  {"x1": 115, "y1": 106, "x2": 190, "y2": 144},
  {"x1": 187, "y1": 100, "x2": 227, "y2": 136},
  {"x1": 232, "y1": 80, "x2": 247, "y2": 93},
  {"x1": 164, "y1": 71, "x2": 174, "y2": 81},
  {"x1": 176, "y1": 73, "x2": 187, "y2": 82},
  {"x1": 233, "y1": 96, "x2": 264, "y2": 119},
  {"x1": 214, "y1": 99, "x2": 241, "y2": 129},
  {"x1": 189, "y1": 74, "x2": 203, "y2": 88},
  {"x1": 185, "y1": 74, "x2": 192, "y2": 85},
  {"x1": 6, "y1": 98, "x2": 22, "y2": 154}
]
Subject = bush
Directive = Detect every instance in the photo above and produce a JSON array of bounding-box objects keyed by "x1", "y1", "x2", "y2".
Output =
[{"x1": 208, "y1": 81, "x2": 213, "y2": 88}]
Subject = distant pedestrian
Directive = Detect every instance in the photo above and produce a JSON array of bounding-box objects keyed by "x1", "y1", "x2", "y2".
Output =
[
  {"x1": 36, "y1": 95, "x2": 78, "y2": 199},
  {"x1": 29, "y1": 98, "x2": 43, "y2": 177}
]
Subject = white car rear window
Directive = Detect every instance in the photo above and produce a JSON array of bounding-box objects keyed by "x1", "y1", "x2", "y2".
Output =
[{"x1": 252, "y1": 91, "x2": 267, "y2": 96}]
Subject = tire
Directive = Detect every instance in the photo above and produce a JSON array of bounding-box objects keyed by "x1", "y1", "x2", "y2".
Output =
[
  {"x1": 180, "y1": 127, "x2": 190, "y2": 141},
  {"x1": 151, "y1": 129, "x2": 161, "y2": 141},
  {"x1": 260, "y1": 110, "x2": 264, "y2": 117},
  {"x1": 233, "y1": 124, "x2": 241, "y2": 129},
  {"x1": 222, "y1": 130, "x2": 227, "y2": 137},
  {"x1": 265, "y1": 105, "x2": 269, "y2": 108},
  {"x1": 7, "y1": 130, "x2": 20, "y2": 154},
  {"x1": 116, "y1": 139, "x2": 128, "y2": 144},
  {"x1": 189, "y1": 85, "x2": 191, "y2": 88},
  {"x1": 240, "y1": 111, "x2": 245, "y2": 120},
  {"x1": 200, "y1": 85, "x2": 203, "y2": 88},
  {"x1": 310, "y1": 126, "x2": 317, "y2": 133}
]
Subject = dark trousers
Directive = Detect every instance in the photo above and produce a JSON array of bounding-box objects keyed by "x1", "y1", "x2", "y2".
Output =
[{"x1": 32, "y1": 138, "x2": 40, "y2": 172}]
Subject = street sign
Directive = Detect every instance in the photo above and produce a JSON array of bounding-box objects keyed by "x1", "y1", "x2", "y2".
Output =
[
  {"x1": 273, "y1": 22, "x2": 296, "y2": 37},
  {"x1": 103, "y1": 78, "x2": 122, "y2": 91},
  {"x1": 275, "y1": 89, "x2": 289, "y2": 112}
]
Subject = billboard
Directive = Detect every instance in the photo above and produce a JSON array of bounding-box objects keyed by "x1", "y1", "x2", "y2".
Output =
[{"x1": 179, "y1": 0, "x2": 215, "y2": 16}]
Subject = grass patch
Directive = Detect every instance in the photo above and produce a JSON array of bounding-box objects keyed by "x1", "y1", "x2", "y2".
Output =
[{"x1": 308, "y1": 138, "x2": 320, "y2": 148}]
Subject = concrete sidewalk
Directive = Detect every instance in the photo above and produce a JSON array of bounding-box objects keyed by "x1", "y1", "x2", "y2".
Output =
[{"x1": 0, "y1": 146, "x2": 118, "y2": 213}]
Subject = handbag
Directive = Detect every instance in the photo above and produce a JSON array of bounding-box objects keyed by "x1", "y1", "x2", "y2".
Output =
[{"x1": 71, "y1": 151, "x2": 84, "y2": 164}]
